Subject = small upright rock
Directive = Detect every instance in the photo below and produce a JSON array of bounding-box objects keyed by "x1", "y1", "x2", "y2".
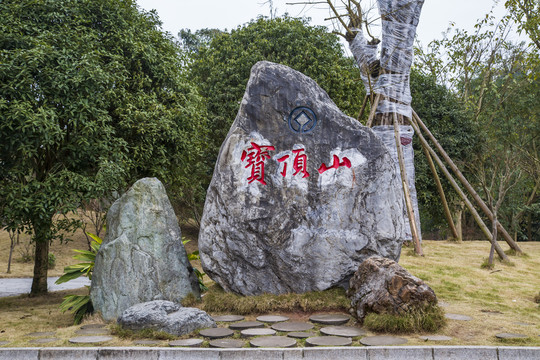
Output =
[
  {"x1": 118, "y1": 300, "x2": 216, "y2": 336},
  {"x1": 91, "y1": 178, "x2": 200, "y2": 320},
  {"x1": 348, "y1": 256, "x2": 437, "y2": 321}
]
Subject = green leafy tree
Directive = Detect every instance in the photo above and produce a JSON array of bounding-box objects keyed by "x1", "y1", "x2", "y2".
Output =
[
  {"x1": 186, "y1": 16, "x2": 366, "y2": 172},
  {"x1": 0, "y1": 0, "x2": 207, "y2": 295}
]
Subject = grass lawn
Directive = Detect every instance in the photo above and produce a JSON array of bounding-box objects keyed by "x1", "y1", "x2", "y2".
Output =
[{"x1": 0, "y1": 223, "x2": 539, "y2": 347}]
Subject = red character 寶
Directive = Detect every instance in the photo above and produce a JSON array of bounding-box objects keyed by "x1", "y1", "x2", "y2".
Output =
[{"x1": 241, "y1": 142, "x2": 275, "y2": 185}]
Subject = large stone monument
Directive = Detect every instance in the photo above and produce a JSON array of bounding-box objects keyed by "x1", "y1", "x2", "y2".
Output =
[
  {"x1": 91, "y1": 178, "x2": 200, "y2": 321},
  {"x1": 199, "y1": 61, "x2": 407, "y2": 296}
]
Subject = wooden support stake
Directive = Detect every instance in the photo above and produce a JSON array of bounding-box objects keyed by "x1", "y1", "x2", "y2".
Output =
[
  {"x1": 357, "y1": 95, "x2": 369, "y2": 123},
  {"x1": 412, "y1": 110, "x2": 523, "y2": 254},
  {"x1": 419, "y1": 133, "x2": 460, "y2": 240},
  {"x1": 366, "y1": 93, "x2": 381, "y2": 128},
  {"x1": 409, "y1": 116, "x2": 509, "y2": 261},
  {"x1": 393, "y1": 113, "x2": 423, "y2": 256}
]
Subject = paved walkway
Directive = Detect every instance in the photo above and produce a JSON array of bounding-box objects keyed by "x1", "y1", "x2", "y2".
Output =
[{"x1": 0, "y1": 277, "x2": 91, "y2": 297}]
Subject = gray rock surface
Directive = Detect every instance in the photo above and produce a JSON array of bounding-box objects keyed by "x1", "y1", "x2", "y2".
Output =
[
  {"x1": 348, "y1": 256, "x2": 438, "y2": 321},
  {"x1": 199, "y1": 61, "x2": 407, "y2": 295},
  {"x1": 90, "y1": 178, "x2": 200, "y2": 320},
  {"x1": 117, "y1": 300, "x2": 216, "y2": 336}
]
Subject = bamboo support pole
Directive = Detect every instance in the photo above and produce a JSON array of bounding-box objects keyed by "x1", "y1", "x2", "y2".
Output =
[
  {"x1": 393, "y1": 113, "x2": 423, "y2": 256},
  {"x1": 366, "y1": 93, "x2": 381, "y2": 128},
  {"x1": 357, "y1": 95, "x2": 369, "y2": 123},
  {"x1": 408, "y1": 116, "x2": 509, "y2": 260},
  {"x1": 412, "y1": 110, "x2": 523, "y2": 254},
  {"x1": 419, "y1": 137, "x2": 460, "y2": 240}
]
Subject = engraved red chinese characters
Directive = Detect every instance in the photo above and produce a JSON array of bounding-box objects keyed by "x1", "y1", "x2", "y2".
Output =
[
  {"x1": 241, "y1": 142, "x2": 275, "y2": 185},
  {"x1": 317, "y1": 155, "x2": 352, "y2": 174}
]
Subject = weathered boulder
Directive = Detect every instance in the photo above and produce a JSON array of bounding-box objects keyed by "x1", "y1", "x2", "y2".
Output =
[
  {"x1": 91, "y1": 178, "x2": 200, "y2": 321},
  {"x1": 199, "y1": 61, "x2": 407, "y2": 295},
  {"x1": 347, "y1": 256, "x2": 437, "y2": 321},
  {"x1": 118, "y1": 300, "x2": 216, "y2": 336}
]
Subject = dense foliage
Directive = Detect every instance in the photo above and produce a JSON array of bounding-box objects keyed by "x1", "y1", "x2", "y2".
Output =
[{"x1": 0, "y1": 0, "x2": 207, "y2": 294}]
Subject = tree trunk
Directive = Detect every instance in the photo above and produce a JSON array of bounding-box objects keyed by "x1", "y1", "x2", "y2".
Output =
[
  {"x1": 7, "y1": 232, "x2": 17, "y2": 274},
  {"x1": 30, "y1": 218, "x2": 52, "y2": 296},
  {"x1": 454, "y1": 203, "x2": 464, "y2": 242},
  {"x1": 489, "y1": 209, "x2": 497, "y2": 266}
]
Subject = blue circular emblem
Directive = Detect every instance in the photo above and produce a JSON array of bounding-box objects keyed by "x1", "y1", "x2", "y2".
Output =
[{"x1": 288, "y1": 106, "x2": 317, "y2": 134}]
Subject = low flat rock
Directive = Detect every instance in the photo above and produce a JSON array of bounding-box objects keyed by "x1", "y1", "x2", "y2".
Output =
[
  {"x1": 496, "y1": 332, "x2": 528, "y2": 339},
  {"x1": 306, "y1": 336, "x2": 352, "y2": 347},
  {"x1": 320, "y1": 326, "x2": 366, "y2": 337},
  {"x1": 287, "y1": 331, "x2": 317, "y2": 339},
  {"x1": 250, "y1": 336, "x2": 297, "y2": 348},
  {"x1": 360, "y1": 335, "x2": 408, "y2": 346},
  {"x1": 68, "y1": 335, "x2": 113, "y2": 344},
  {"x1": 28, "y1": 338, "x2": 59, "y2": 344},
  {"x1": 271, "y1": 321, "x2": 314, "y2": 332},
  {"x1": 80, "y1": 323, "x2": 106, "y2": 329},
  {"x1": 25, "y1": 331, "x2": 55, "y2": 337},
  {"x1": 199, "y1": 328, "x2": 234, "y2": 339},
  {"x1": 209, "y1": 339, "x2": 245, "y2": 348},
  {"x1": 256, "y1": 315, "x2": 289, "y2": 323},
  {"x1": 212, "y1": 315, "x2": 245, "y2": 322},
  {"x1": 419, "y1": 335, "x2": 453, "y2": 341},
  {"x1": 134, "y1": 340, "x2": 162, "y2": 345},
  {"x1": 169, "y1": 339, "x2": 204, "y2": 347},
  {"x1": 310, "y1": 314, "x2": 350, "y2": 325},
  {"x1": 0, "y1": 341, "x2": 10, "y2": 346},
  {"x1": 229, "y1": 321, "x2": 264, "y2": 330},
  {"x1": 445, "y1": 313, "x2": 472, "y2": 321},
  {"x1": 241, "y1": 328, "x2": 277, "y2": 337},
  {"x1": 75, "y1": 328, "x2": 110, "y2": 335}
]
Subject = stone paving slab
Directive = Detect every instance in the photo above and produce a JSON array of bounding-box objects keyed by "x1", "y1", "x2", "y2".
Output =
[
  {"x1": 319, "y1": 325, "x2": 366, "y2": 337},
  {"x1": 419, "y1": 335, "x2": 453, "y2": 341},
  {"x1": 241, "y1": 328, "x2": 276, "y2": 337},
  {"x1": 256, "y1": 315, "x2": 289, "y2": 323},
  {"x1": 199, "y1": 328, "x2": 234, "y2": 339},
  {"x1": 27, "y1": 338, "x2": 59, "y2": 344},
  {"x1": 169, "y1": 339, "x2": 203, "y2": 347},
  {"x1": 0, "y1": 342, "x2": 9, "y2": 346},
  {"x1": 287, "y1": 331, "x2": 317, "y2": 339},
  {"x1": 229, "y1": 321, "x2": 264, "y2": 330},
  {"x1": 272, "y1": 321, "x2": 314, "y2": 332},
  {"x1": 68, "y1": 336, "x2": 113, "y2": 344},
  {"x1": 75, "y1": 328, "x2": 110, "y2": 335},
  {"x1": 445, "y1": 313, "x2": 472, "y2": 321},
  {"x1": 24, "y1": 332, "x2": 55, "y2": 337},
  {"x1": 80, "y1": 324, "x2": 106, "y2": 330},
  {"x1": 305, "y1": 336, "x2": 352, "y2": 347},
  {"x1": 249, "y1": 336, "x2": 297, "y2": 348},
  {"x1": 360, "y1": 336, "x2": 408, "y2": 346},
  {"x1": 211, "y1": 315, "x2": 245, "y2": 322},
  {"x1": 0, "y1": 347, "x2": 539, "y2": 360},
  {"x1": 0, "y1": 277, "x2": 90, "y2": 298},
  {"x1": 208, "y1": 339, "x2": 245, "y2": 348},
  {"x1": 133, "y1": 340, "x2": 162, "y2": 346},
  {"x1": 309, "y1": 314, "x2": 350, "y2": 325},
  {"x1": 496, "y1": 332, "x2": 528, "y2": 339}
]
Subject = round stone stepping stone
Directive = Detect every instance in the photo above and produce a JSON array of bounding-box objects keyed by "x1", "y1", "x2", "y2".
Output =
[
  {"x1": 209, "y1": 339, "x2": 245, "y2": 348},
  {"x1": 212, "y1": 315, "x2": 245, "y2": 322},
  {"x1": 25, "y1": 331, "x2": 55, "y2": 337},
  {"x1": 309, "y1": 314, "x2": 350, "y2": 325},
  {"x1": 169, "y1": 339, "x2": 204, "y2": 347},
  {"x1": 496, "y1": 332, "x2": 528, "y2": 339},
  {"x1": 514, "y1": 322, "x2": 534, "y2": 326},
  {"x1": 360, "y1": 335, "x2": 408, "y2": 346},
  {"x1": 80, "y1": 323, "x2": 106, "y2": 329},
  {"x1": 445, "y1": 313, "x2": 472, "y2": 321},
  {"x1": 320, "y1": 326, "x2": 366, "y2": 337},
  {"x1": 241, "y1": 328, "x2": 276, "y2": 337},
  {"x1": 75, "y1": 328, "x2": 110, "y2": 335},
  {"x1": 306, "y1": 336, "x2": 352, "y2": 347},
  {"x1": 134, "y1": 340, "x2": 162, "y2": 345},
  {"x1": 256, "y1": 315, "x2": 289, "y2": 323},
  {"x1": 271, "y1": 321, "x2": 314, "y2": 332},
  {"x1": 250, "y1": 336, "x2": 297, "y2": 348},
  {"x1": 419, "y1": 335, "x2": 453, "y2": 341},
  {"x1": 287, "y1": 331, "x2": 317, "y2": 339},
  {"x1": 28, "y1": 338, "x2": 59, "y2": 344},
  {"x1": 199, "y1": 327, "x2": 234, "y2": 339},
  {"x1": 69, "y1": 335, "x2": 113, "y2": 344},
  {"x1": 229, "y1": 321, "x2": 264, "y2": 330},
  {"x1": 0, "y1": 341, "x2": 10, "y2": 346}
]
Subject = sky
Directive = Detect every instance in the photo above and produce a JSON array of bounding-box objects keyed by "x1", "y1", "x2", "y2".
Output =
[{"x1": 136, "y1": 0, "x2": 511, "y2": 51}]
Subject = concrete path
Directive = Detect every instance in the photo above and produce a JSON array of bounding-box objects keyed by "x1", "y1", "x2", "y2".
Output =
[{"x1": 0, "y1": 277, "x2": 90, "y2": 297}]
